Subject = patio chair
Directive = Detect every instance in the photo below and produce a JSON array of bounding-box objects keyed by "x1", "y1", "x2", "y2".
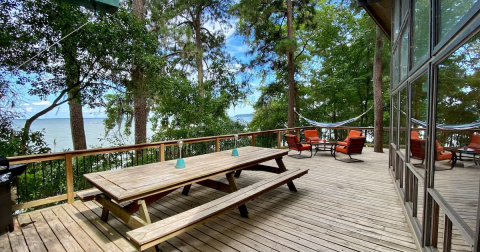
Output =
[
  {"x1": 411, "y1": 130, "x2": 443, "y2": 151},
  {"x1": 467, "y1": 134, "x2": 480, "y2": 149},
  {"x1": 333, "y1": 137, "x2": 366, "y2": 162},
  {"x1": 410, "y1": 138, "x2": 426, "y2": 167},
  {"x1": 337, "y1": 130, "x2": 363, "y2": 146},
  {"x1": 304, "y1": 130, "x2": 322, "y2": 144},
  {"x1": 285, "y1": 134, "x2": 313, "y2": 158},
  {"x1": 410, "y1": 138, "x2": 455, "y2": 169}
]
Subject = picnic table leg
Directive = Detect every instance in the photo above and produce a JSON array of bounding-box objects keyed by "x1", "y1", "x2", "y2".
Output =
[
  {"x1": 182, "y1": 184, "x2": 192, "y2": 196},
  {"x1": 101, "y1": 196, "x2": 111, "y2": 221},
  {"x1": 226, "y1": 172, "x2": 250, "y2": 218},
  {"x1": 138, "y1": 200, "x2": 152, "y2": 224},
  {"x1": 234, "y1": 170, "x2": 242, "y2": 178},
  {"x1": 275, "y1": 157, "x2": 298, "y2": 192}
]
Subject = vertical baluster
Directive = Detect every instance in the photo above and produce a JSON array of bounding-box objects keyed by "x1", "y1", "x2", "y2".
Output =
[
  {"x1": 33, "y1": 162, "x2": 37, "y2": 200},
  {"x1": 57, "y1": 160, "x2": 62, "y2": 194},
  {"x1": 412, "y1": 176, "x2": 418, "y2": 217},
  {"x1": 24, "y1": 166, "x2": 28, "y2": 202},
  {"x1": 49, "y1": 160, "x2": 53, "y2": 196},
  {"x1": 443, "y1": 215, "x2": 453, "y2": 252},
  {"x1": 41, "y1": 161, "x2": 46, "y2": 199}
]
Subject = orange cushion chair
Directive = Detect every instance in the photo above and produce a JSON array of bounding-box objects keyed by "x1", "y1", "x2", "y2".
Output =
[
  {"x1": 304, "y1": 130, "x2": 322, "y2": 144},
  {"x1": 337, "y1": 130, "x2": 362, "y2": 146},
  {"x1": 467, "y1": 134, "x2": 480, "y2": 149},
  {"x1": 333, "y1": 137, "x2": 366, "y2": 162},
  {"x1": 412, "y1": 130, "x2": 443, "y2": 151},
  {"x1": 411, "y1": 131, "x2": 420, "y2": 139},
  {"x1": 285, "y1": 134, "x2": 313, "y2": 158}
]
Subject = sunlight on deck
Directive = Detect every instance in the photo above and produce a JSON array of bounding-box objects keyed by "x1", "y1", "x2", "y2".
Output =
[{"x1": 3, "y1": 148, "x2": 420, "y2": 252}]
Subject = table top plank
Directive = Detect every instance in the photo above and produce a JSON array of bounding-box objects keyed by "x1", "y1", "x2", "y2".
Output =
[{"x1": 84, "y1": 146, "x2": 288, "y2": 202}]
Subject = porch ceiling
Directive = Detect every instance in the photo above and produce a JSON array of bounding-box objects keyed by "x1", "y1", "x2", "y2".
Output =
[{"x1": 357, "y1": 0, "x2": 392, "y2": 40}]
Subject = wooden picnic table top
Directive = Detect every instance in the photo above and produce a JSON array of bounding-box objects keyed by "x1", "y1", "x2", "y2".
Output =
[{"x1": 84, "y1": 146, "x2": 288, "y2": 203}]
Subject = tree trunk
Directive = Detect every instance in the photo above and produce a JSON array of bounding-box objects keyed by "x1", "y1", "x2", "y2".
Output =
[
  {"x1": 194, "y1": 11, "x2": 205, "y2": 119},
  {"x1": 133, "y1": 0, "x2": 147, "y2": 145},
  {"x1": 373, "y1": 25, "x2": 384, "y2": 153},
  {"x1": 194, "y1": 14, "x2": 204, "y2": 99},
  {"x1": 68, "y1": 89, "x2": 87, "y2": 150},
  {"x1": 286, "y1": 0, "x2": 295, "y2": 131}
]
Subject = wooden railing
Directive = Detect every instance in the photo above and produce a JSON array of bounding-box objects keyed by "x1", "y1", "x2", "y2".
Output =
[{"x1": 8, "y1": 126, "x2": 386, "y2": 212}]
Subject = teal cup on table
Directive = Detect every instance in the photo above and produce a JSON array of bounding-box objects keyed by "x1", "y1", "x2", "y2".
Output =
[
  {"x1": 176, "y1": 140, "x2": 186, "y2": 168},
  {"x1": 232, "y1": 149, "x2": 239, "y2": 156},
  {"x1": 176, "y1": 158, "x2": 186, "y2": 169},
  {"x1": 232, "y1": 134, "x2": 239, "y2": 156}
]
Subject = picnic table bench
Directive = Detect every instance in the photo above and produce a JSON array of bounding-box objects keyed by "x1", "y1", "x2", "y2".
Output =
[{"x1": 82, "y1": 146, "x2": 308, "y2": 251}]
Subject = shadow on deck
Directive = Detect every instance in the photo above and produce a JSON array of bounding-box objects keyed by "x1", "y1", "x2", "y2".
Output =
[{"x1": 2, "y1": 148, "x2": 419, "y2": 252}]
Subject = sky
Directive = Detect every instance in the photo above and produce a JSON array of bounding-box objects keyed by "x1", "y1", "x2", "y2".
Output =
[{"x1": 16, "y1": 20, "x2": 259, "y2": 119}]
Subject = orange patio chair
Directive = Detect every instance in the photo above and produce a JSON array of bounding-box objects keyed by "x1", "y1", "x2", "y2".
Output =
[
  {"x1": 285, "y1": 134, "x2": 313, "y2": 158},
  {"x1": 304, "y1": 130, "x2": 322, "y2": 144},
  {"x1": 410, "y1": 138, "x2": 455, "y2": 169},
  {"x1": 467, "y1": 134, "x2": 480, "y2": 149},
  {"x1": 411, "y1": 130, "x2": 443, "y2": 151},
  {"x1": 333, "y1": 137, "x2": 366, "y2": 162},
  {"x1": 337, "y1": 130, "x2": 363, "y2": 146}
]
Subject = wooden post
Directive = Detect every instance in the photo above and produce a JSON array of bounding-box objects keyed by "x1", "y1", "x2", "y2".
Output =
[
  {"x1": 160, "y1": 144, "x2": 165, "y2": 162},
  {"x1": 277, "y1": 131, "x2": 281, "y2": 149},
  {"x1": 65, "y1": 154, "x2": 74, "y2": 204},
  {"x1": 296, "y1": 130, "x2": 300, "y2": 140},
  {"x1": 251, "y1": 134, "x2": 256, "y2": 146},
  {"x1": 215, "y1": 138, "x2": 220, "y2": 152}
]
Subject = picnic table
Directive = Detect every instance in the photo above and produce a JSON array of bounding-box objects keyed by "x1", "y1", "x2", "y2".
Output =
[{"x1": 81, "y1": 146, "x2": 308, "y2": 251}]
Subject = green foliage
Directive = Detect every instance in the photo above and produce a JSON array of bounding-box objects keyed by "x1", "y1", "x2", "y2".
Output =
[{"x1": 247, "y1": 3, "x2": 391, "y2": 131}]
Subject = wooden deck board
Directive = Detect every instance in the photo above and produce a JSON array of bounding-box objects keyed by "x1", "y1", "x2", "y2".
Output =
[{"x1": 9, "y1": 147, "x2": 422, "y2": 251}]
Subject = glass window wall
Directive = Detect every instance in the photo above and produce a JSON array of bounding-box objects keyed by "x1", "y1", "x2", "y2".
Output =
[
  {"x1": 400, "y1": 26, "x2": 409, "y2": 81},
  {"x1": 438, "y1": 0, "x2": 478, "y2": 41},
  {"x1": 412, "y1": 0, "x2": 429, "y2": 67},
  {"x1": 435, "y1": 33, "x2": 480, "y2": 240}
]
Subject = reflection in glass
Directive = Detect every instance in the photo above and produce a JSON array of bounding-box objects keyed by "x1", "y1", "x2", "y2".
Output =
[
  {"x1": 393, "y1": 48, "x2": 400, "y2": 88},
  {"x1": 393, "y1": 95, "x2": 398, "y2": 147},
  {"x1": 400, "y1": 26, "x2": 409, "y2": 81},
  {"x1": 435, "y1": 33, "x2": 479, "y2": 237},
  {"x1": 412, "y1": 0, "x2": 429, "y2": 67},
  {"x1": 439, "y1": 0, "x2": 477, "y2": 41},
  {"x1": 410, "y1": 74, "x2": 428, "y2": 168},
  {"x1": 401, "y1": 0, "x2": 409, "y2": 20},
  {"x1": 393, "y1": 0, "x2": 400, "y2": 41},
  {"x1": 399, "y1": 88, "x2": 407, "y2": 151}
]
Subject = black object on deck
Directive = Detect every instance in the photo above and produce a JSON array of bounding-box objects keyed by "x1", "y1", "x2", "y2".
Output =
[{"x1": 0, "y1": 155, "x2": 27, "y2": 235}]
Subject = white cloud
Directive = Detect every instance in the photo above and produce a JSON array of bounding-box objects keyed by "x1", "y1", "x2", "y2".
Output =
[
  {"x1": 26, "y1": 107, "x2": 33, "y2": 112},
  {"x1": 32, "y1": 101, "x2": 51, "y2": 106},
  {"x1": 23, "y1": 103, "x2": 29, "y2": 106}
]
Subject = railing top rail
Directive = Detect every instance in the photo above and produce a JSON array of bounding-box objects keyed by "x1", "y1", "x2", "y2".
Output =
[{"x1": 8, "y1": 125, "x2": 387, "y2": 163}]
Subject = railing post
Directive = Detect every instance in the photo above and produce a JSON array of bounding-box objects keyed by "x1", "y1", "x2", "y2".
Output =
[
  {"x1": 215, "y1": 138, "x2": 220, "y2": 152},
  {"x1": 296, "y1": 129, "x2": 300, "y2": 140},
  {"x1": 277, "y1": 131, "x2": 281, "y2": 149},
  {"x1": 251, "y1": 134, "x2": 256, "y2": 146},
  {"x1": 160, "y1": 144, "x2": 165, "y2": 162},
  {"x1": 65, "y1": 154, "x2": 74, "y2": 204}
]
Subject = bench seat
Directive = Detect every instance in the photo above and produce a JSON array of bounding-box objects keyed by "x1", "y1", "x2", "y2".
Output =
[
  {"x1": 76, "y1": 188, "x2": 102, "y2": 201},
  {"x1": 126, "y1": 168, "x2": 308, "y2": 251}
]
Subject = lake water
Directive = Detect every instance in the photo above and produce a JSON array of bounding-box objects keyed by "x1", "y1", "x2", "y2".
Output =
[{"x1": 13, "y1": 115, "x2": 253, "y2": 152}]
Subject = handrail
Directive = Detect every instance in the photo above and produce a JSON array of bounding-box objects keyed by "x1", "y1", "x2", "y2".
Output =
[
  {"x1": 5, "y1": 125, "x2": 384, "y2": 211},
  {"x1": 7, "y1": 126, "x2": 387, "y2": 163}
]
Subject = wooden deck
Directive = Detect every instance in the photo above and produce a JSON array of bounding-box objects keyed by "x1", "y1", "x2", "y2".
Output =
[{"x1": 3, "y1": 148, "x2": 419, "y2": 252}]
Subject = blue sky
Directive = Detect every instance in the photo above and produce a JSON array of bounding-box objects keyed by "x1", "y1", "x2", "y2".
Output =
[{"x1": 18, "y1": 31, "x2": 259, "y2": 119}]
